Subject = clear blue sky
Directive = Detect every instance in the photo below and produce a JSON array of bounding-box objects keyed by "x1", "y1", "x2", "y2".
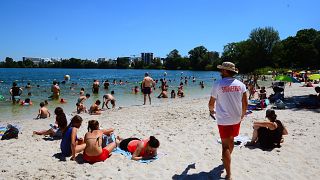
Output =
[{"x1": 0, "y1": 0, "x2": 319, "y2": 61}]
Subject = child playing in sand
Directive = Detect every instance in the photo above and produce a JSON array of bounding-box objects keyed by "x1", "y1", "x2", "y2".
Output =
[
  {"x1": 90, "y1": 100, "x2": 102, "y2": 115},
  {"x1": 76, "y1": 102, "x2": 87, "y2": 114},
  {"x1": 102, "y1": 91, "x2": 116, "y2": 109},
  {"x1": 36, "y1": 102, "x2": 51, "y2": 119}
]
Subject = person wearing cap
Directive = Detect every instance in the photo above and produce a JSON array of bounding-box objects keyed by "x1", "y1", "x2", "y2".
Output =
[
  {"x1": 246, "y1": 109, "x2": 288, "y2": 149},
  {"x1": 208, "y1": 62, "x2": 248, "y2": 179}
]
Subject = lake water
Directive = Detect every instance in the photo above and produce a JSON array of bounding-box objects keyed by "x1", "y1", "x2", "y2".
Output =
[{"x1": 0, "y1": 68, "x2": 220, "y2": 121}]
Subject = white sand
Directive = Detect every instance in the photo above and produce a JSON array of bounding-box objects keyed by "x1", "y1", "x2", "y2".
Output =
[{"x1": 0, "y1": 83, "x2": 319, "y2": 180}]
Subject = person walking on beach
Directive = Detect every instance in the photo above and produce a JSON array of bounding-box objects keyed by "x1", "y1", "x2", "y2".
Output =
[
  {"x1": 208, "y1": 62, "x2": 248, "y2": 180},
  {"x1": 142, "y1": 73, "x2": 155, "y2": 105}
]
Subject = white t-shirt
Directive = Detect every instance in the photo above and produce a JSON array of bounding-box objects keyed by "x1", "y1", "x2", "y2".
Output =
[{"x1": 211, "y1": 77, "x2": 246, "y2": 125}]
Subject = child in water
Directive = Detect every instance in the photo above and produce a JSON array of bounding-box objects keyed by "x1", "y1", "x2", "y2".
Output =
[{"x1": 36, "y1": 102, "x2": 51, "y2": 119}]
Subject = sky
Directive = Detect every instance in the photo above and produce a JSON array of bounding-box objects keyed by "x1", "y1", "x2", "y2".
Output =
[{"x1": 0, "y1": 0, "x2": 319, "y2": 61}]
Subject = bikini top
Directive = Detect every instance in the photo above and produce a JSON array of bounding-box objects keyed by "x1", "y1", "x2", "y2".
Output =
[{"x1": 86, "y1": 134, "x2": 102, "y2": 147}]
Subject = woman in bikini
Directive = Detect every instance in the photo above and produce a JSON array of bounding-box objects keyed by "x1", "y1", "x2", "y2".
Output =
[
  {"x1": 117, "y1": 135, "x2": 160, "y2": 161},
  {"x1": 83, "y1": 120, "x2": 116, "y2": 163}
]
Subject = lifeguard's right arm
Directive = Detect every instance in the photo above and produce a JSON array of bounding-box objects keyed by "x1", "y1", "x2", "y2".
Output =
[{"x1": 208, "y1": 96, "x2": 216, "y2": 113}]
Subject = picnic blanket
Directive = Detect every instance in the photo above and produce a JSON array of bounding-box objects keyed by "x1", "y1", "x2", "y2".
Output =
[{"x1": 104, "y1": 134, "x2": 159, "y2": 163}]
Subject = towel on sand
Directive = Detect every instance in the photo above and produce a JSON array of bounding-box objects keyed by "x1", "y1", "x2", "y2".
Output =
[
  {"x1": 104, "y1": 134, "x2": 159, "y2": 163},
  {"x1": 217, "y1": 135, "x2": 251, "y2": 147}
]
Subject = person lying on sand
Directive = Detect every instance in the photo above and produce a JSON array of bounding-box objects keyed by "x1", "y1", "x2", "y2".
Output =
[
  {"x1": 83, "y1": 120, "x2": 116, "y2": 164},
  {"x1": 246, "y1": 109, "x2": 288, "y2": 149},
  {"x1": 116, "y1": 135, "x2": 160, "y2": 160}
]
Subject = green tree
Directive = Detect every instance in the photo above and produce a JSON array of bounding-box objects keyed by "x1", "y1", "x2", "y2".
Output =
[
  {"x1": 249, "y1": 27, "x2": 280, "y2": 68},
  {"x1": 188, "y1": 46, "x2": 208, "y2": 70},
  {"x1": 116, "y1": 57, "x2": 130, "y2": 69}
]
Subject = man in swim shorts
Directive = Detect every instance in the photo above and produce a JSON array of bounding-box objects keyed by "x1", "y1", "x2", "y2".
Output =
[
  {"x1": 142, "y1": 73, "x2": 155, "y2": 105},
  {"x1": 208, "y1": 62, "x2": 248, "y2": 180},
  {"x1": 102, "y1": 91, "x2": 116, "y2": 109},
  {"x1": 10, "y1": 82, "x2": 23, "y2": 103}
]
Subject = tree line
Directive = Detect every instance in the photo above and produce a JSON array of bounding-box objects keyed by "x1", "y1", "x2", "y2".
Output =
[{"x1": 1, "y1": 27, "x2": 319, "y2": 73}]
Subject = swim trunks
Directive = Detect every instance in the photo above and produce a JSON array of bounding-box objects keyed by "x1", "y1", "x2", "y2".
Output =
[
  {"x1": 83, "y1": 148, "x2": 110, "y2": 163},
  {"x1": 143, "y1": 87, "x2": 151, "y2": 94},
  {"x1": 218, "y1": 123, "x2": 241, "y2": 139}
]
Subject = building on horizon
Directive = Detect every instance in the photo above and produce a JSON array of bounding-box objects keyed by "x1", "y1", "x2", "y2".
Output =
[
  {"x1": 22, "y1": 57, "x2": 44, "y2": 66},
  {"x1": 141, "y1": 53, "x2": 153, "y2": 65}
]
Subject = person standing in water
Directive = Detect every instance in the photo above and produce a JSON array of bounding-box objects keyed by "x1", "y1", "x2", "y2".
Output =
[
  {"x1": 208, "y1": 62, "x2": 248, "y2": 180},
  {"x1": 9, "y1": 82, "x2": 23, "y2": 103},
  {"x1": 92, "y1": 80, "x2": 100, "y2": 94},
  {"x1": 142, "y1": 73, "x2": 155, "y2": 105}
]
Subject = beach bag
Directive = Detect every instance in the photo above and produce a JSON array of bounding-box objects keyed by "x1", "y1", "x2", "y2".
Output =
[
  {"x1": 1, "y1": 124, "x2": 19, "y2": 140},
  {"x1": 275, "y1": 99, "x2": 285, "y2": 109}
]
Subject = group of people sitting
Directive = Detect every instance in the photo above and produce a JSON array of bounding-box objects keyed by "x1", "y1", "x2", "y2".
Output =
[{"x1": 33, "y1": 107, "x2": 160, "y2": 164}]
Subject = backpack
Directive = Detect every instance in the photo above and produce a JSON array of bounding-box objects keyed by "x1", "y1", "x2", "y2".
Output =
[{"x1": 1, "y1": 124, "x2": 19, "y2": 140}]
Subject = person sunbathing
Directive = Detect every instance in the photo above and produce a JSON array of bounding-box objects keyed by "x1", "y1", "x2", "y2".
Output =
[
  {"x1": 117, "y1": 135, "x2": 160, "y2": 160},
  {"x1": 60, "y1": 115, "x2": 86, "y2": 160},
  {"x1": 33, "y1": 107, "x2": 67, "y2": 138},
  {"x1": 83, "y1": 120, "x2": 116, "y2": 164},
  {"x1": 246, "y1": 109, "x2": 288, "y2": 149}
]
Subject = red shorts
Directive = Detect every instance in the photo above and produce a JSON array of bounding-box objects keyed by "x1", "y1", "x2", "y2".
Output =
[
  {"x1": 218, "y1": 123, "x2": 241, "y2": 139},
  {"x1": 83, "y1": 148, "x2": 110, "y2": 163}
]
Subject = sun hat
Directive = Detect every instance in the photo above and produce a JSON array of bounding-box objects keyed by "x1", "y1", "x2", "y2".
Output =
[{"x1": 217, "y1": 62, "x2": 239, "y2": 73}]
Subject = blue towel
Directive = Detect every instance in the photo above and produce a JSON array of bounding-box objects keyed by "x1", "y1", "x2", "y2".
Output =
[{"x1": 104, "y1": 134, "x2": 158, "y2": 163}]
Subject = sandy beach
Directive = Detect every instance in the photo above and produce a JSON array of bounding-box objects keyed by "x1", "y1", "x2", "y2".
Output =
[{"x1": 0, "y1": 83, "x2": 319, "y2": 180}]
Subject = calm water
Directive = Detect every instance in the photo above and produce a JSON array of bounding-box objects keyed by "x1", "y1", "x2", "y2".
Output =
[{"x1": 0, "y1": 68, "x2": 220, "y2": 120}]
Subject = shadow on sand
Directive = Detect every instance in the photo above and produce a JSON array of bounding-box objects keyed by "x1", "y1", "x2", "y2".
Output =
[
  {"x1": 281, "y1": 95, "x2": 320, "y2": 113},
  {"x1": 172, "y1": 163, "x2": 225, "y2": 180},
  {"x1": 52, "y1": 153, "x2": 85, "y2": 164}
]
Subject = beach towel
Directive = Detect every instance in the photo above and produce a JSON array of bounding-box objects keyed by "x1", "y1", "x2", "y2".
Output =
[
  {"x1": 104, "y1": 134, "x2": 159, "y2": 163},
  {"x1": 217, "y1": 135, "x2": 251, "y2": 147},
  {"x1": 1, "y1": 124, "x2": 20, "y2": 140},
  {"x1": 0, "y1": 126, "x2": 7, "y2": 137}
]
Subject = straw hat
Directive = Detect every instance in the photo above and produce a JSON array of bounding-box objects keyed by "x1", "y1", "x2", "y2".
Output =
[{"x1": 217, "y1": 62, "x2": 239, "y2": 73}]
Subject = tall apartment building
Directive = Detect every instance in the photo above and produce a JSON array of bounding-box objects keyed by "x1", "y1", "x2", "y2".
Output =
[{"x1": 141, "y1": 53, "x2": 153, "y2": 65}]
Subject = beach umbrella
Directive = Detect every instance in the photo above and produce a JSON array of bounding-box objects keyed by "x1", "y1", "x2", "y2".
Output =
[
  {"x1": 287, "y1": 70, "x2": 292, "y2": 73},
  {"x1": 274, "y1": 75, "x2": 300, "y2": 83},
  {"x1": 299, "y1": 71, "x2": 306, "y2": 74},
  {"x1": 309, "y1": 74, "x2": 320, "y2": 80}
]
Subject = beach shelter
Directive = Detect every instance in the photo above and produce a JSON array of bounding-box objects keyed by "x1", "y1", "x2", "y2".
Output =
[
  {"x1": 287, "y1": 70, "x2": 292, "y2": 73},
  {"x1": 299, "y1": 71, "x2": 306, "y2": 74},
  {"x1": 308, "y1": 74, "x2": 320, "y2": 80},
  {"x1": 274, "y1": 75, "x2": 300, "y2": 83}
]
